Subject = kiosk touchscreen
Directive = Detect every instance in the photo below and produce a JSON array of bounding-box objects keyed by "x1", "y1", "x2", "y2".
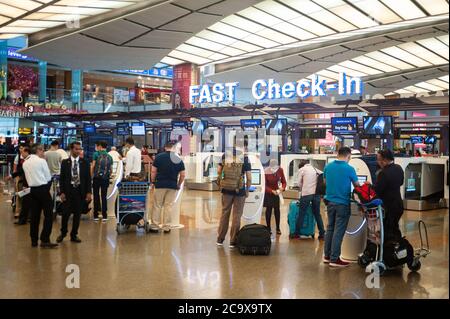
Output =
[{"x1": 251, "y1": 169, "x2": 261, "y2": 186}]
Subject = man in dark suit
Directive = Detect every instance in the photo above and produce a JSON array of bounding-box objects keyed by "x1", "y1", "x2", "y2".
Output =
[{"x1": 57, "y1": 142, "x2": 92, "y2": 243}]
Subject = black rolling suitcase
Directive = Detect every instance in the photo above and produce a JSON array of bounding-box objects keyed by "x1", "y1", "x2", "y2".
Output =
[{"x1": 236, "y1": 224, "x2": 271, "y2": 255}]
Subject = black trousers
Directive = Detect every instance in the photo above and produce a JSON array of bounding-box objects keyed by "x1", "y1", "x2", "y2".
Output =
[
  {"x1": 61, "y1": 186, "x2": 83, "y2": 238},
  {"x1": 93, "y1": 177, "x2": 109, "y2": 218},
  {"x1": 29, "y1": 183, "x2": 53, "y2": 243},
  {"x1": 18, "y1": 193, "x2": 31, "y2": 223},
  {"x1": 384, "y1": 204, "x2": 404, "y2": 242},
  {"x1": 265, "y1": 193, "x2": 281, "y2": 231}
]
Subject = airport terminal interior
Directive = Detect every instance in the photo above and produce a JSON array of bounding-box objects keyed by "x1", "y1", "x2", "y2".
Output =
[{"x1": 0, "y1": 0, "x2": 449, "y2": 299}]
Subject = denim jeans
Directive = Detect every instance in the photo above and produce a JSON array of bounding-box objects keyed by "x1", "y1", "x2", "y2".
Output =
[
  {"x1": 324, "y1": 202, "x2": 351, "y2": 262},
  {"x1": 295, "y1": 194, "x2": 325, "y2": 237}
]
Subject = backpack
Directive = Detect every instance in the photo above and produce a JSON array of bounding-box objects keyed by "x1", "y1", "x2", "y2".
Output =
[
  {"x1": 94, "y1": 153, "x2": 112, "y2": 180},
  {"x1": 219, "y1": 162, "x2": 244, "y2": 193},
  {"x1": 313, "y1": 167, "x2": 326, "y2": 195},
  {"x1": 353, "y1": 183, "x2": 377, "y2": 204}
]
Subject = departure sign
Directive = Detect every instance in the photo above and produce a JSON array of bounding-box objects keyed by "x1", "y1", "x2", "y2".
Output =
[{"x1": 189, "y1": 72, "x2": 363, "y2": 104}]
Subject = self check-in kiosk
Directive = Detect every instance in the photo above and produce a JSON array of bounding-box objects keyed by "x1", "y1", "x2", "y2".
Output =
[
  {"x1": 395, "y1": 156, "x2": 447, "y2": 210},
  {"x1": 184, "y1": 151, "x2": 265, "y2": 225},
  {"x1": 241, "y1": 152, "x2": 265, "y2": 226},
  {"x1": 280, "y1": 153, "x2": 332, "y2": 199},
  {"x1": 107, "y1": 160, "x2": 123, "y2": 217},
  {"x1": 184, "y1": 152, "x2": 223, "y2": 191}
]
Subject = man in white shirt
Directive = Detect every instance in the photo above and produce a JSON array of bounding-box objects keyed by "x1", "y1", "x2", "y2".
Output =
[
  {"x1": 23, "y1": 144, "x2": 58, "y2": 248},
  {"x1": 296, "y1": 160, "x2": 325, "y2": 240},
  {"x1": 124, "y1": 137, "x2": 142, "y2": 180},
  {"x1": 108, "y1": 146, "x2": 122, "y2": 162}
]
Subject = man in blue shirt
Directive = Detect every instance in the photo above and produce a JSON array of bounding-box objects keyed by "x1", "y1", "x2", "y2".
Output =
[
  {"x1": 323, "y1": 147, "x2": 361, "y2": 268},
  {"x1": 150, "y1": 141, "x2": 185, "y2": 233}
]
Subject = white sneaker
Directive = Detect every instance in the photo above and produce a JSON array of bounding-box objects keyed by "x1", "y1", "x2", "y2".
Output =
[
  {"x1": 102, "y1": 218, "x2": 109, "y2": 223},
  {"x1": 216, "y1": 241, "x2": 224, "y2": 246},
  {"x1": 229, "y1": 244, "x2": 236, "y2": 249},
  {"x1": 93, "y1": 218, "x2": 99, "y2": 222}
]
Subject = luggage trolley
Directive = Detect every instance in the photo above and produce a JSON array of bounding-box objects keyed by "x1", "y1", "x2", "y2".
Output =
[
  {"x1": 116, "y1": 181, "x2": 150, "y2": 234},
  {"x1": 356, "y1": 199, "x2": 430, "y2": 275}
]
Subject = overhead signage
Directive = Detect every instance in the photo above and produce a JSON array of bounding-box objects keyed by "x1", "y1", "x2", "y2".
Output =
[
  {"x1": 189, "y1": 72, "x2": 363, "y2": 104},
  {"x1": 115, "y1": 68, "x2": 173, "y2": 78},
  {"x1": 7, "y1": 47, "x2": 38, "y2": 62},
  {"x1": 331, "y1": 117, "x2": 358, "y2": 135}
]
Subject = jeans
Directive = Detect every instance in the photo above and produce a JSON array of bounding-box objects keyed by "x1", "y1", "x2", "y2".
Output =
[
  {"x1": 93, "y1": 177, "x2": 109, "y2": 218},
  {"x1": 324, "y1": 202, "x2": 351, "y2": 262},
  {"x1": 295, "y1": 194, "x2": 325, "y2": 237}
]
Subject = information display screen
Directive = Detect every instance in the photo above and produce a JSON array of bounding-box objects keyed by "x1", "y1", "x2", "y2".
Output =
[
  {"x1": 265, "y1": 119, "x2": 287, "y2": 134},
  {"x1": 83, "y1": 124, "x2": 96, "y2": 134},
  {"x1": 425, "y1": 135, "x2": 437, "y2": 144},
  {"x1": 131, "y1": 122, "x2": 145, "y2": 136},
  {"x1": 117, "y1": 123, "x2": 129, "y2": 135},
  {"x1": 171, "y1": 121, "x2": 191, "y2": 130},
  {"x1": 410, "y1": 136, "x2": 424, "y2": 144},
  {"x1": 363, "y1": 116, "x2": 393, "y2": 136},
  {"x1": 240, "y1": 119, "x2": 262, "y2": 129},
  {"x1": 331, "y1": 117, "x2": 358, "y2": 135}
]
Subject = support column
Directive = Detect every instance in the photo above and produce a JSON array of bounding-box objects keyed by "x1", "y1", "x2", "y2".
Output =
[
  {"x1": 38, "y1": 61, "x2": 47, "y2": 103},
  {"x1": 0, "y1": 41, "x2": 7, "y2": 101},
  {"x1": 441, "y1": 125, "x2": 449, "y2": 155},
  {"x1": 71, "y1": 69, "x2": 82, "y2": 110},
  {"x1": 292, "y1": 124, "x2": 300, "y2": 152},
  {"x1": 384, "y1": 136, "x2": 393, "y2": 151},
  {"x1": 353, "y1": 134, "x2": 361, "y2": 149}
]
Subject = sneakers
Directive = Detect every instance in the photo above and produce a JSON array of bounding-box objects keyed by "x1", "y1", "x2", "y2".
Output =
[
  {"x1": 229, "y1": 243, "x2": 236, "y2": 249},
  {"x1": 93, "y1": 217, "x2": 99, "y2": 222},
  {"x1": 216, "y1": 241, "x2": 224, "y2": 246},
  {"x1": 323, "y1": 256, "x2": 330, "y2": 264},
  {"x1": 329, "y1": 258, "x2": 350, "y2": 268},
  {"x1": 162, "y1": 225, "x2": 171, "y2": 233},
  {"x1": 102, "y1": 218, "x2": 109, "y2": 223}
]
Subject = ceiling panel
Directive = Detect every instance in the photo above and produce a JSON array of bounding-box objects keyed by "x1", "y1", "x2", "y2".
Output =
[
  {"x1": 22, "y1": 33, "x2": 167, "y2": 69},
  {"x1": 263, "y1": 55, "x2": 311, "y2": 71},
  {"x1": 126, "y1": 4, "x2": 190, "y2": 28},
  {"x1": 173, "y1": 0, "x2": 223, "y2": 10},
  {"x1": 126, "y1": 29, "x2": 190, "y2": 48},
  {"x1": 161, "y1": 12, "x2": 220, "y2": 33},
  {"x1": 82, "y1": 19, "x2": 149, "y2": 45}
]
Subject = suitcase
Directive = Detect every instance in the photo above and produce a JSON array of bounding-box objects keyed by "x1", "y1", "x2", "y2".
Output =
[
  {"x1": 288, "y1": 200, "x2": 316, "y2": 238},
  {"x1": 236, "y1": 224, "x2": 271, "y2": 255}
]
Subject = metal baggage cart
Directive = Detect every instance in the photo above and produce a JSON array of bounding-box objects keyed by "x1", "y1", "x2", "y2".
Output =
[{"x1": 116, "y1": 181, "x2": 150, "y2": 234}]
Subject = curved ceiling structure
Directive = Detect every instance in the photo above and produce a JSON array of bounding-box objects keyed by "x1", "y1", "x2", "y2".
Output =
[
  {"x1": 385, "y1": 75, "x2": 449, "y2": 95},
  {"x1": 2, "y1": 0, "x2": 448, "y2": 97},
  {"x1": 0, "y1": 0, "x2": 148, "y2": 39},
  {"x1": 17, "y1": 0, "x2": 261, "y2": 69},
  {"x1": 161, "y1": 0, "x2": 449, "y2": 66}
]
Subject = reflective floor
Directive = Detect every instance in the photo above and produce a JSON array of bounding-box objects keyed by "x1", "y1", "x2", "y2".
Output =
[{"x1": 0, "y1": 190, "x2": 448, "y2": 299}]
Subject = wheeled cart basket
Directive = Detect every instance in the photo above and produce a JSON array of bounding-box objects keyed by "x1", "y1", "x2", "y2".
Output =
[
  {"x1": 357, "y1": 199, "x2": 430, "y2": 275},
  {"x1": 116, "y1": 182, "x2": 150, "y2": 234}
]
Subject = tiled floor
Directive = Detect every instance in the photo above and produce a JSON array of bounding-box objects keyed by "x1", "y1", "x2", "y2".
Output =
[{"x1": 0, "y1": 189, "x2": 448, "y2": 299}]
